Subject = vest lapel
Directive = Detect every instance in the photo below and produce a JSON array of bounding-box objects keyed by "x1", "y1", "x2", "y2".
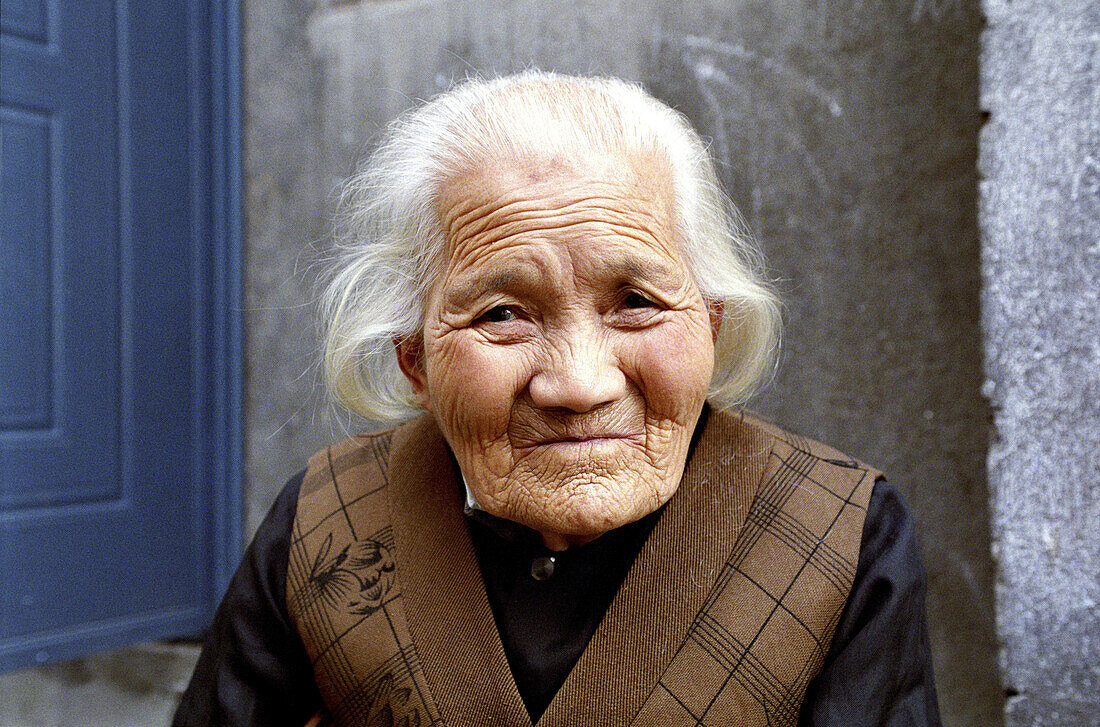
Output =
[
  {"x1": 537, "y1": 410, "x2": 771, "y2": 726},
  {"x1": 386, "y1": 415, "x2": 532, "y2": 727}
]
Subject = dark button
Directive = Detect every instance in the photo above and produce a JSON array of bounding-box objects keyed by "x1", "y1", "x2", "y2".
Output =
[{"x1": 530, "y1": 555, "x2": 556, "y2": 580}]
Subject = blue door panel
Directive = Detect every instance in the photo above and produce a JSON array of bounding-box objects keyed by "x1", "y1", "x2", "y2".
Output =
[
  {"x1": 0, "y1": 108, "x2": 52, "y2": 431},
  {"x1": 0, "y1": 0, "x2": 241, "y2": 670},
  {"x1": 2, "y1": 0, "x2": 120, "y2": 512},
  {"x1": 0, "y1": 0, "x2": 51, "y2": 44}
]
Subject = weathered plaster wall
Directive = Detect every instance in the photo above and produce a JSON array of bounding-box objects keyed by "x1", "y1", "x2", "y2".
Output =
[{"x1": 980, "y1": 2, "x2": 1100, "y2": 725}]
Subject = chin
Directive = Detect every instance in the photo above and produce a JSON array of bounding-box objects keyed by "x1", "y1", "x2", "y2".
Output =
[{"x1": 528, "y1": 475, "x2": 667, "y2": 538}]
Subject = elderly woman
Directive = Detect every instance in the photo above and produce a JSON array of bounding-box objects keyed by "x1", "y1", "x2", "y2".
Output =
[{"x1": 175, "y1": 72, "x2": 940, "y2": 726}]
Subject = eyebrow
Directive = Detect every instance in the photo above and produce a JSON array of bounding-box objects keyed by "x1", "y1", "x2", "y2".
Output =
[
  {"x1": 442, "y1": 271, "x2": 525, "y2": 306},
  {"x1": 600, "y1": 256, "x2": 683, "y2": 287},
  {"x1": 441, "y1": 252, "x2": 686, "y2": 305}
]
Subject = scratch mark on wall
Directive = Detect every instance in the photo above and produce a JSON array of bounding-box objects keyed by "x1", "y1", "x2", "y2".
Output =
[
  {"x1": 680, "y1": 35, "x2": 843, "y2": 118},
  {"x1": 678, "y1": 33, "x2": 844, "y2": 212},
  {"x1": 690, "y1": 56, "x2": 734, "y2": 170}
]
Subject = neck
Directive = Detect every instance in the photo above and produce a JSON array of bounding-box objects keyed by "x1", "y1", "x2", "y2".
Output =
[{"x1": 539, "y1": 530, "x2": 601, "y2": 552}]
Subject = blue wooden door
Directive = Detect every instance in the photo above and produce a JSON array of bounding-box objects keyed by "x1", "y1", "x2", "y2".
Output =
[{"x1": 0, "y1": 0, "x2": 241, "y2": 670}]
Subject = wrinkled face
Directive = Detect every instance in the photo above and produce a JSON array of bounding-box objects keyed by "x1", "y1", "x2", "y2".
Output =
[{"x1": 397, "y1": 153, "x2": 716, "y2": 549}]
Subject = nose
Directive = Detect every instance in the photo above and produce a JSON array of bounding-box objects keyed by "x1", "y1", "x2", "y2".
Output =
[{"x1": 527, "y1": 328, "x2": 627, "y2": 413}]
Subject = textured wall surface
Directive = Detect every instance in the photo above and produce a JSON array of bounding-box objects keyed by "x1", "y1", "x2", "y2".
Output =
[
  {"x1": 980, "y1": 2, "x2": 1100, "y2": 725},
  {"x1": 0, "y1": 643, "x2": 198, "y2": 726},
  {"x1": 241, "y1": 1, "x2": 999, "y2": 724}
]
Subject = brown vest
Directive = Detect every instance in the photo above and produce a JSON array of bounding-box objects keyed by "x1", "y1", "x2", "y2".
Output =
[{"x1": 286, "y1": 409, "x2": 878, "y2": 726}]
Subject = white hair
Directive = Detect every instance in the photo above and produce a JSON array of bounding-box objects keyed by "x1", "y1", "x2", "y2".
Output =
[{"x1": 321, "y1": 71, "x2": 781, "y2": 421}]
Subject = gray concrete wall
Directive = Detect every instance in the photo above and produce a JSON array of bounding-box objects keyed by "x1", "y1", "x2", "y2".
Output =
[{"x1": 980, "y1": 2, "x2": 1100, "y2": 725}]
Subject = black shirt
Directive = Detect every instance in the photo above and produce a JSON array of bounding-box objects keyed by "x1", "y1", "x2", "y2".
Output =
[{"x1": 174, "y1": 474, "x2": 941, "y2": 726}]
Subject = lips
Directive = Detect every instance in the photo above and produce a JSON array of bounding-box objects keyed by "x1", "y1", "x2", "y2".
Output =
[
  {"x1": 509, "y1": 408, "x2": 647, "y2": 451},
  {"x1": 517, "y1": 432, "x2": 639, "y2": 449}
]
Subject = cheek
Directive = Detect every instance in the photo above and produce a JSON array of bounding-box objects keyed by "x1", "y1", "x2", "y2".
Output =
[
  {"x1": 624, "y1": 319, "x2": 714, "y2": 419},
  {"x1": 424, "y1": 333, "x2": 533, "y2": 434}
]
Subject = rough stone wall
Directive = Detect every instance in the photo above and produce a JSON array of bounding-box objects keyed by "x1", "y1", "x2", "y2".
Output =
[{"x1": 980, "y1": 2, "x2": 1100, "y2": 725}]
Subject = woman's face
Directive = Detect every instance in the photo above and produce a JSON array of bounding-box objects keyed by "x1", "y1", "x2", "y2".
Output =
[{"x1": 398, "y1": 153, "x2": 716, "y2": 550}]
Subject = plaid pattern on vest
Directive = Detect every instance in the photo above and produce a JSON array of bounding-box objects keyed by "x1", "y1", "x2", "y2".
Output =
[{"x1": 286, "y1": 409, "x2": 877, "y2": 726}]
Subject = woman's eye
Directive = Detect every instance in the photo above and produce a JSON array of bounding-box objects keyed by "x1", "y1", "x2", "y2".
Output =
[
  {"x1": 477, "y1": 305, "x2": 517, "y2": 323},
  {"x1": 622, "y1": 292, "x2": 655, "y2": 309}
]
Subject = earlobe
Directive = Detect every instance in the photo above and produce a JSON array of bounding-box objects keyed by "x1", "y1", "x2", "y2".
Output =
[{"x1": 394, "y1": 335, "x2": 431, "y2": 410}]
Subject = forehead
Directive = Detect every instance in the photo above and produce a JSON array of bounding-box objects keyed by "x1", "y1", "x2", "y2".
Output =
[{"x1": 433, "y1": 152, "x2": 683, "y2": 281}]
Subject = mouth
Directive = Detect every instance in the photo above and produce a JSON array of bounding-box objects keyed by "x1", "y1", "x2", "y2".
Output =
[{"x1": 516, "y1": 433, "x2": 639, "y2": 450}]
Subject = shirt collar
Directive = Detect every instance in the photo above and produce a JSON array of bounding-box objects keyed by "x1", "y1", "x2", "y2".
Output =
[{"x1": 461, "y1": 474, "x2": 483, "y2": 515}]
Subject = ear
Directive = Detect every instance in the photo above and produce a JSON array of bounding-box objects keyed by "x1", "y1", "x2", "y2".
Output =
[
  {"x1": 707, "y1": 299, "x2": 724, "y2": 343},
  {"x1": 394, "y1": 335, "x2": 432, "y2": 411}
]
